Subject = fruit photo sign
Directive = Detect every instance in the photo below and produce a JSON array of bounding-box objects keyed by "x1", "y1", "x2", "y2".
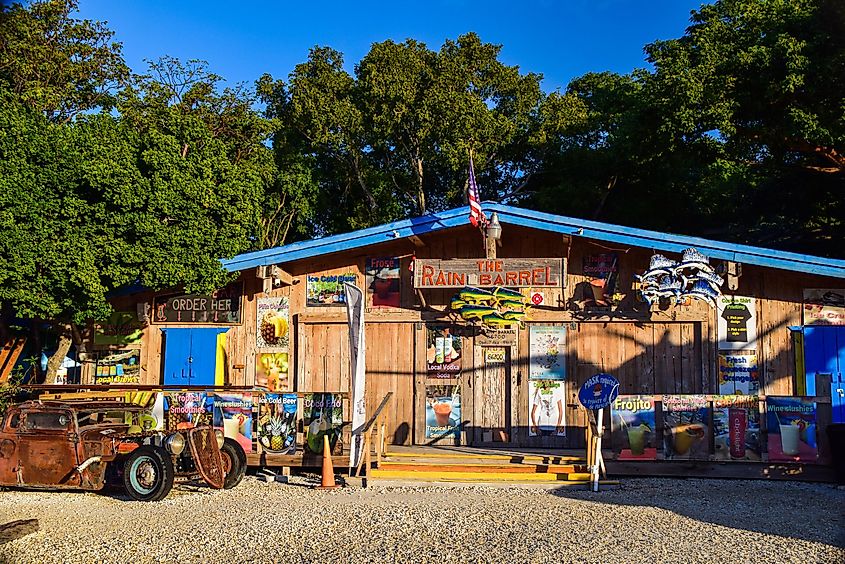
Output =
[
  {"x1": 257, "y1": 297, "x2": 289, "y2": 349},
  {"x1": 611, "y1": 395, "x2": 657, "y2": 460}
]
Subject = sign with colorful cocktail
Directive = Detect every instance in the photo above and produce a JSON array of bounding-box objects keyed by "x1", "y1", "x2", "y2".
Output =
[
  {"x1": 712, "y1": 395, "x2": 761, "y2": 461},
  {"x1": 165, "y1": 392, "x2": 212, "y2": 430},
  {"x1": 765, "y1": 396, "x2": 817, "y2": 463},
  {"x1": 662, "y1": 395, "x2": 710, "y2": 460},
  {"x1": 213, "y1": 393, "x2": 253, "y2": 453},
  {"x1": 611, "y1": 395, "x2": 657, "y2": 460},
  {"x1": 425, "y1": 385, "x2": 461, "y2": 438}
]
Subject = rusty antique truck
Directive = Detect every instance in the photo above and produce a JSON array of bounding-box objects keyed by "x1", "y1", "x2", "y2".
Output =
[{"x1": 0, "y1": 400, "x2": 246, "y2": 501}]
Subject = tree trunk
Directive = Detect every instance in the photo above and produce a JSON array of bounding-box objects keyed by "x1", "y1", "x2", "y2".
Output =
[{"x1": 45, "y1": 329, "x2": 72, "y2": 384}]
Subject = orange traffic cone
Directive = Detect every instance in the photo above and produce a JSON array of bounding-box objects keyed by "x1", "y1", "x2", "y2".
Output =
[{"x1": 315, "y1": 434, "x2": 340, "y2": 489}]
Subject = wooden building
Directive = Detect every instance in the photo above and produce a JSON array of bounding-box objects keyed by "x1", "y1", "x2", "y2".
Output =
[{"x1": 94, "y1": 204, "x2": 845, "y2": 452}]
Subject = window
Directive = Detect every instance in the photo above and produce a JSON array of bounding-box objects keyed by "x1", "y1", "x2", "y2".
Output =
[{"x1": 22, "y1": 411, "x2": 71, "y2": 431}]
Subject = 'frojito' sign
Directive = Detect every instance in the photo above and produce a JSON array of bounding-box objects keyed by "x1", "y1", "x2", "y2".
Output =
[
  {"x1": 154, "y1": 282, "x2": 243, "y2": 324},
  {"x1": 414, "y1": 258, "x2": 565, "y2": 288}
]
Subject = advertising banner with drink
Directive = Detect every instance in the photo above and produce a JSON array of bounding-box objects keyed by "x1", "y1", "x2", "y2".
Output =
[
  {"x1": 662, "y1": 395, "x2": 710, "y2": 460},
  {"x1": 425, "y1": 385, "x2": 461, "y2": 438},
  {"x1": 766, "y1": 397, "x2": 818, "y2": 463},
  {"x1": 366, "y1": 257, "x2": 401, "y2": 307},
  {"x1": 257, "y1": 393, "x2": 297, "y2": 454},
  {"x1": 717, "y1": 351, "x2": 759, "y2": 395},
  {"x1": 529, "y1": 381, "x2": 566, "y2": 437},
  {"x1": 165, "y1": 392, "x2": 213, "y2": 430},
  {"x1": 529, "y1": 325, "x2": 566, "y2": 380},
  {"x1": 213, "y1": 393, "x2": 253, "y2": 453},
  {"x1": 306, "y1": 273, "x2": 357, "y2": 306},
  {"x1": 255, "y1": 352, "x2": 290, "y2": 392},
  {"x1": 304, "y1": 393, "x2": 343, "y2": 455},
  {"x1": 426, "y1": 325, "x2": 462, "y2": 379},
  {"x1": 712, "y1": 395, "x2": 761, "y2": 461},
  {"x1": 611, "y1": 395, "x2": 657, "y2": 460}
]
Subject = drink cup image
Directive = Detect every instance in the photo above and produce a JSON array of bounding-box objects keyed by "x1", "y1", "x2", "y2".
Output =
[
  {"x1": 729, "y1": 408, "x2": 747, "y2": 459},
  {"x1": 223, "y1": 417, "x2": 240, "y2": 439},
  {"x1": 673, "y1": 424, "x2": 705, "y2": 455},
  {"x1": 627, "y1": 425, "x2": 647, "y2": 456},
  {"x1": 433, "y1": 401, "x2": 452, "y2": 426},
  {"x1": 779, "y1": 423, "x2": 800, "y2": 455}
]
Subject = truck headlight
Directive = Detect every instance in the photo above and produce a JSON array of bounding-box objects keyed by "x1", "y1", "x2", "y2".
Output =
[
  {"x1": 165, "y1": 432, "x2": 186, "y2": 455},
  {"x1": 214, "y1": 429, "x2": 225, "y2": 449}
]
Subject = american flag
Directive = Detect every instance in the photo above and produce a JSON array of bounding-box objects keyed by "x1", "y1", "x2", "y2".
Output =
[{"x1": 467, "y1": 154, "x2": 487, "y2": 228}]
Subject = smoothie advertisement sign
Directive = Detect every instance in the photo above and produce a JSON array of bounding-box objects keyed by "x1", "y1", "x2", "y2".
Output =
[
  {"x1": 257, "y1": 394, "x2": 297, "y2": 454},
  {"x1": 766, "y1": 397, "x2": 818, "y2": 463},
  {"x1": 662, "y1": 395, "x2": 710, "y2": 460},
  {"x1": 303, "y1": 393, "x2": 343, "y2": 455},
  {"x1": 611, "y1": 395, "x2": 657, "y2": 460},
  {"x1": 425, "y1": 385, "x2": 461, "y2": 438},
  {"x1": 529, "y1": 381, "x2": 566, "y2": 437},
  {"x1": 712, "y1": 395, "x2": 762, "y2": 462},
  {"x1": 165, "y1": 392, "x2": 213, "y2": 430}
]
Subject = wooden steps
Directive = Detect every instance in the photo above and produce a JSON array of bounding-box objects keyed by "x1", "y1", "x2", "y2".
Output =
[{"x1": 368, "y1": 449, "x2": 615, "y2": 485}]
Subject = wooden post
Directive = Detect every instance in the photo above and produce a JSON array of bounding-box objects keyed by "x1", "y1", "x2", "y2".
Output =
[{"x1": 592, "y1": 407, "x2": 604, "y2": 492}]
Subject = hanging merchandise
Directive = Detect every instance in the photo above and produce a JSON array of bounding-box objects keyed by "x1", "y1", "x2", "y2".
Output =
[
  {"x1": 635, "y1": 248, "x2": 724, "y2": 307},
  {"x1": 449, "y1": 286, "x2": 531, "y2": 330}
]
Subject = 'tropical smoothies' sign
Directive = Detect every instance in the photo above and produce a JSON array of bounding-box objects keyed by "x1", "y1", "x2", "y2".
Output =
[
  {"x1": 611, "y1": 395, "x2": 656, "y2": 460},
  {"x1": 154, "y1": 283, "x2": 243, "y2": 324},
  {"x1": 765, "y1": 396, "x2": 817, "y2": 463},
  {"x1": 414, "y1": 258, "x2": 564, "y2": 288},
  {"x1": 578, "y1": 373, "x2": 620, "y2": 410}
]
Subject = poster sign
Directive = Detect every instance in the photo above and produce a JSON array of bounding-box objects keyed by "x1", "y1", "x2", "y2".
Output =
[
  {"x1": 717, "y1": 295, "x2": 757, "y2": 349},
  {"x1": 765, "y1": 396, "x2": 818, "y2": 463},
  {"x1": 94, "y1": 349, "x2": 141, "y2": 385},
  {"x1": 153, "y1": 283, "x2": 243, "y2": 324},
  {"x1": 583, "y1": 253, "x2": 619, "y2": 307},
  {"x1": 529, "y1": 325, "x2": 566, "y2": 380},
  {"x1": 164, "y1": 392, "x2": 212, "y2": 430},
  {"x1": 94, "y1": 312, "x2": 144, "y2": 345},
  {"x1": 425, "y1": 385, "x2": 461, "y2": 438},
  {"x1": 426, "y1": 325, "x2": 462, "y2": 378},
  {"x1": 255, "y1": 352, "x2": 290, "y2": 392},
  {"x1": 661, "y1": 395, "x2": 710, "y2": 460},
  {"x1": 712, "y1": 395, "x2": 761, "y2": 461},
  {"x1": 257, "y1": 393, "x2": 297, "y2": 454},
  {"x1": 366, "y1": 258, "x2": 401, "y2": 307},
  {"x1": 213, "y1": 393, "x2": 253, "y2": 453},
  {"x1": 803, "y1": 289, "x2": 845, "y2": 326},
  {"x1": 529, "y1": 381, "x2": 566, "y2": 437},
  {"x1": 414, "y1": 258, "x2": 564, "y2": 288},
  {"x1": 611, "y1": 395, "x2": 657, "y2": 460},
  {"x1": 303, "y1": 393, "x2": 343, "y2": 455},
  {"x1": 717, "y1": 350, "x2": 759, "y2": 395},
  {"x1": 578, "y1": 373, "x2": 620, "y2": 410},
  {"x1": 306, "y1": 273, "x2": 357, "y2": 306},
  {"x1": 256, "y1": 296, "x2": 289, "y2": 349}
]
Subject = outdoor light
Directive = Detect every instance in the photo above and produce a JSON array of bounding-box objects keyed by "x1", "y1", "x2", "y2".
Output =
[{"x1": 486, "y1": 212, "x2": 502, "y2": 241}]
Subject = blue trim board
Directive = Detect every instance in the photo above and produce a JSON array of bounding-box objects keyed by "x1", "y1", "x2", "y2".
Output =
[{"x1": 221, "y1": 203, "x2": 845, "y2": 279}]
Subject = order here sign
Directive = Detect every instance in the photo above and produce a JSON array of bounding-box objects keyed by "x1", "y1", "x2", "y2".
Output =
[{"x1": 413, "y1": 258, "x2": 565, "y2": 288}]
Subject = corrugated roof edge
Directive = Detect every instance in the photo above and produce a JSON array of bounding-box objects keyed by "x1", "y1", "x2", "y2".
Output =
[{"x1": 221, "y1": 203, "x2": 845, "y2": 279}]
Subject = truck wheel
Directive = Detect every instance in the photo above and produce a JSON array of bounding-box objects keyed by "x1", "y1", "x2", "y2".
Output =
[
  {"x1": 220, "y1": 438, "x2": 246, "y2": 489},
  {"x1": 123, "y1": 445, "x2": 174, "y2": 502}
]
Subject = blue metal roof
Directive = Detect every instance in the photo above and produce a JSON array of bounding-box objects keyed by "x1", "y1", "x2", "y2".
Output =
[{"x1": 221, "y1": 203, "x2": 845, "y2": 279}]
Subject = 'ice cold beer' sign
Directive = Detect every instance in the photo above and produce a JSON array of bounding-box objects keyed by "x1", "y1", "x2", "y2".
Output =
[{"x1": 154, "y1": 283, "x2": 243, "y2": 324}]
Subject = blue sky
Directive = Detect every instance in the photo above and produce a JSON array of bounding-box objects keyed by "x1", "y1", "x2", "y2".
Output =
[{"x1": 74, "y1": 0, "x2": 704, "y2": 92}]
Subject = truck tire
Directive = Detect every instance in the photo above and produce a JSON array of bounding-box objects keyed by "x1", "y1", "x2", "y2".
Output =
[
  {"x1": 123, "y1": 445, "x2": 175, "y2": 502},
  {"x1": 221, "y1": 438, "x2": 246, "y2": 490}
]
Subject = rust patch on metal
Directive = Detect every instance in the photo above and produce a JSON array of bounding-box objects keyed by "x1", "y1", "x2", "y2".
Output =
[{"x1": 187, "y1": 427, "x2": 225, "y2": 489}]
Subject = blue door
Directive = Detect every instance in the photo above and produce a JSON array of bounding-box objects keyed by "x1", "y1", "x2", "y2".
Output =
[
  {"x1": 162, "y1": 328, "x2": 229, "y2": 386},
  {"x1": 803, "y1": 326, "x2": 845, "y2": 422}
]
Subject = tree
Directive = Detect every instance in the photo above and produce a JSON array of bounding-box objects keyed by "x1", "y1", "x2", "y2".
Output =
[{"x1": 0, "y1": 0, "x2": 129, "y2": 122}]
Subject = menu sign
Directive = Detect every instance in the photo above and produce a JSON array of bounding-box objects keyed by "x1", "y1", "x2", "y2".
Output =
[{"x1": 154, "y1": 283, "x2": 243, "y2": 324}]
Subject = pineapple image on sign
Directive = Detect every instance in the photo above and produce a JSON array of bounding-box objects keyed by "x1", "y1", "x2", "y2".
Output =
[{"x1": 257, "y1": 297, "x2": 290, "y2": 348}]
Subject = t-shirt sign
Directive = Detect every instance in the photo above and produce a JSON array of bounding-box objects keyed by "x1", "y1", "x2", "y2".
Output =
[
  {"x1": 717, "y1": 296, "x2": 757, "y2": 350},
  {"x1": 578, "y1": 373, "x2": 620, "y2": 410},
  {"x1": 722, "y1": 303, "x2": 752, "y2": 342}
]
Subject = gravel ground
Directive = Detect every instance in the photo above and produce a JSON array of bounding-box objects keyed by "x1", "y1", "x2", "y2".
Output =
[{"x1": 1, "y1": 476, "x2": 843, "y2": 563}]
